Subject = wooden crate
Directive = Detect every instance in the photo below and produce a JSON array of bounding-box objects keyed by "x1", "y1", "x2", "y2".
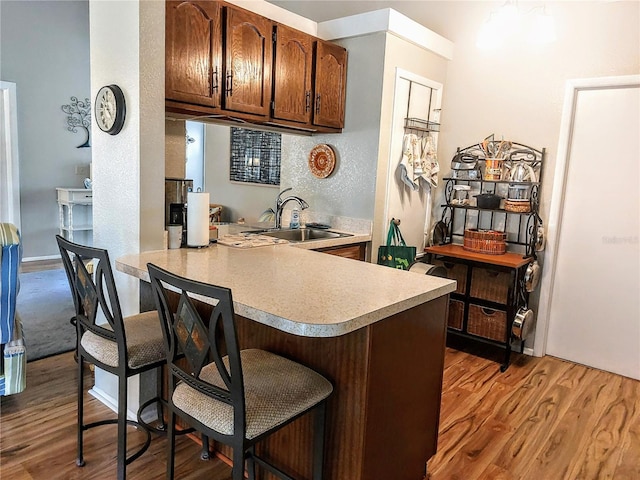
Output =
[{"x1": 467, "y1": 304, "x2": 507, "y2": 342}]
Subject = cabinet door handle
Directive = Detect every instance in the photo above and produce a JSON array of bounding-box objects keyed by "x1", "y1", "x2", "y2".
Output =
[
  {"x1": 226, "y1": 72, "x2": 233, "y2": 96},
  {"x1": 315, "y1": 93, "x2": 321, "y2": 115},
  {"x1": 305, "y1": 91, "x2": 311, "y2": 112},
  {"x1": 212, "y1": 66, "x2": 219, "y2": 93}
]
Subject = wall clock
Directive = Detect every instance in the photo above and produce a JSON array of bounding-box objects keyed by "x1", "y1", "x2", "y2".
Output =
[{"x1": 94, "y1": 84, "x2": 126, "y2": 135}]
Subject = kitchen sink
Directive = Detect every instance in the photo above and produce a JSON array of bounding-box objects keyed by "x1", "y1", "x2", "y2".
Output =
[{"x1": 250, "y1": 228, "x2": 352, "y2": 243}]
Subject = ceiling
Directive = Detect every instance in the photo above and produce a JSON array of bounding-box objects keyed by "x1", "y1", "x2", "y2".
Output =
[{"x1": 266, "y1": 0, "x2": 459, "y2": 36}]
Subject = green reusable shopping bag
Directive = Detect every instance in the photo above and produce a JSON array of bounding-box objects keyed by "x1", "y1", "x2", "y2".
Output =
[{"x1": 377, "y1": 220, "x2": 416, "y2": 270}]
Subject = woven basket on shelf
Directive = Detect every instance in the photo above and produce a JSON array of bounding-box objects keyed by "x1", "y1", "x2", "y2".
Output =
[
  {"x1": 463, "y1": 229, "x2": 507, "y2": 255},
  {"x1": 504, "y1": 199, "x2": 531, "y2": 213},
  {"x1": 448, "y1": 299, "x2": 464, "y2": 330},
  {"x1": 433, "y1": 260, "x2": 468, "y2": 294},
  {"x1": 467, "y1": 305, "x2": 507, "y2": 341},
  {"x1": 470, "y1": 268, "x2": 511, "y2": 304}
]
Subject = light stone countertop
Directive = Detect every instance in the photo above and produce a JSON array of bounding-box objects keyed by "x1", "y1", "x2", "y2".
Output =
[{"x1": 116, "y1": 244, "x2": 456, "y2": 338}]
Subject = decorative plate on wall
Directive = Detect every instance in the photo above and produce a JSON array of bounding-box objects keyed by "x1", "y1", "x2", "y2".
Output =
[{"x1": 308, "y1": 144, "x2": 336, "y2": 178}]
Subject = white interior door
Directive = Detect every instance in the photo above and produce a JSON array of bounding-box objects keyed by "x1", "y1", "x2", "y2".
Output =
[
  {"x1": 538, "y1": 76, "x2": 640, "y2": 380},
  {"x1": 0, "y1": 81, "x2": 21, "y2": 229},
  {"x1": 384, "y1": 69, "x2": 442, "y2": 252}
]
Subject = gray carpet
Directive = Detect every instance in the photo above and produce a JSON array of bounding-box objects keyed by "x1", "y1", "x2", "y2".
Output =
[{"x1": 16, "y1": 268, "x2": 76, "y2": 362}]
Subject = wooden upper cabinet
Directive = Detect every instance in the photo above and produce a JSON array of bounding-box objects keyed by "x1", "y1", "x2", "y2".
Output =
[
  {"x1": 165, "y1": 1, "x2": 347, "y2": 132},
  {"x1": 223, "y1": 5, "x2": 272, "y2": 117},
  {"x1": 272, "y1": 24, "x2": 313, "y2": 124},
  {"x1": 313, "y1": 40, "x2": 347, "y2": 129},
  {"x1": 166, "y1": 0, "x2": 222, "y2": 108}
]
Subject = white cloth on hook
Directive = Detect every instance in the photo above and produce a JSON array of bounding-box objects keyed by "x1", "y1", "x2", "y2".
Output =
[
  {"x1": 398, "y1": 133, "x2": 419, "y2": 191},
  {"x1": 416, "y1": 134, "x2": 439, "y2": 190}
]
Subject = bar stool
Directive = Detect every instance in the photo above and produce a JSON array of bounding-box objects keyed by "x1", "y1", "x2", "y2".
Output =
[
  {"x1": 147, "y1": 263, "x2": 333, "y2": 480},
  {"x1": 56, "y1": 235, "x2": 166, "y2": 480}
]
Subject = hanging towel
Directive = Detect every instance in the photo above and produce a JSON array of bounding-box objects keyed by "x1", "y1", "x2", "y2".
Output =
[
  {"x1": 398, "y1": 133, "x2": 419, "y2": 191},
  {"x1": 416, "y1": 134, "x2": 440, "y2": 190}
]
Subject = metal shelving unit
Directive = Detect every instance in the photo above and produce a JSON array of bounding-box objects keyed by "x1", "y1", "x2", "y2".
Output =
[{"x1": 438, "y1": 141, "x2": 545, "y2": 259}]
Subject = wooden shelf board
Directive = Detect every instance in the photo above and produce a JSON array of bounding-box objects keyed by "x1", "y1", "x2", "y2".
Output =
[{"x1": 425, "y1": 244, "x2": 531, "y2": 269}]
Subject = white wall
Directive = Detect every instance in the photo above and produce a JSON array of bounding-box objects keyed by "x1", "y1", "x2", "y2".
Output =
[
  {"x1": 280, "y1": 32, "x2": 387, "y2": 223},
  {"x1": 420, "y1": 1, "x2": 639, "y2": 227},
  {"x1": 424, "y1": 1, "x2": 639, "y2": 351},
  {"x1": 204, "y1": 124, "x2": 279, "y2": 224},
  {"x1": 89, "y1": 0, "x2": 164, "y2": 412},
  {"x1": 0, "y1": 0, "x2": 91, "y2": 258},
  {"x1": 372, "y1": 32, "x2": 448, "y2": 255},
  {"x1": 90, "y1": 0, "x2": 165, "y2": 309}
]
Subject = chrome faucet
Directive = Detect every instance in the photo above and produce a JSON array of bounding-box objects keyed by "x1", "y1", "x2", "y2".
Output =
[{"x1": 275, "y1": 188, "x2": 309, "y2": 229}]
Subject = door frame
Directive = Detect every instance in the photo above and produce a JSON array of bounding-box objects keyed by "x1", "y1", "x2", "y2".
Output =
[
  {"x1": 0, "y1": 81, "x2": 21, "y2": 229},
  {"x1": 534, "y1": 74, "x2": 640, "y2": 357},
  {"x1": 382, "y1": 68, "x2": 443, "y2": 252}
]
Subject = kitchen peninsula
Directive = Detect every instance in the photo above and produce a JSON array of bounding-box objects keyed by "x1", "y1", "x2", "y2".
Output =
[{"x1": 117, "y1": 244, "x2": 456, "y2": 480}]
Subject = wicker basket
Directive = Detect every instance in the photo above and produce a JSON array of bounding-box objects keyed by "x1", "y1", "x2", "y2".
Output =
[
  {"x1": 448, "y1": 299, "x2": 464, "y2": 330},
  {"x1": 470, "y1": 267, "x2": 511, "y2": 303},
  {"x1": 433, "y1": 260, "x2": 468, "y2": 294},
  {"x1": 467, "y1": 304, "x2": 507, "y2": 341},
  {"x1": 504, "y1": 199, "x2": 531, "y2": 213},
  {"x1": 463, "y1": 229, "x2": 507, "y2": 255}
]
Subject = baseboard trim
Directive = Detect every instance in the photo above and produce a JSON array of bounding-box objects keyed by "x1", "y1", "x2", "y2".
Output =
[
  {"x1": 88, "y1": 386, "x2": 138, "y2": 421},
  {"x1": 22, "y1": 254, "x2": 61, "y2": 262}
]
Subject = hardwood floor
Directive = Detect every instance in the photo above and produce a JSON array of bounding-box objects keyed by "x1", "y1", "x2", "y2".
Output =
[
  {"x1": 1, "y1": 348, "x2": 638, "y2": 480},
  {"x1": 19, "y1": 258, "x2": 63, "y2": 273},
  {"x1": 428, "y1": 347, "x2": 640, "y2": 480}
]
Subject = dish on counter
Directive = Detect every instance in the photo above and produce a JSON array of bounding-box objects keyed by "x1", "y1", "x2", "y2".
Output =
[{"x1": 308, "y1": 144, "x2": 336, "y2": 178}]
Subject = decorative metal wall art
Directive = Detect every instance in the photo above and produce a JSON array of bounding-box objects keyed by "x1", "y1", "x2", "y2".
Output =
[
  {"x1": 230, "y1": 127, "x2": 281, "y2": 185},
  {"x1": 61, "y1": 96, "x2": 91, "y2": 148}
]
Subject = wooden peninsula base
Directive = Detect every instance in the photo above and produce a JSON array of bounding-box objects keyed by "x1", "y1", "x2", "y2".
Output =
[
  {"x1": 119, "y1": 245, "x2": 455, "y2": 480},
  {"x1": 210, "y1": 296, "x2": 448, "y2": 480}
]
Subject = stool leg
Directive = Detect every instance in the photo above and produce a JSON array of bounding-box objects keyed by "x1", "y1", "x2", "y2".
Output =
[
  {"x1": 76, "y1": 352, "x2": 85, "y2": 467},
  {"x1": 156, "y1": 366, "x2": 166, "y2": 431},
  {"x1": 201, "y1": 434, "x2": 210, "y2": 460},
  {"x1": 117, "y1": 372, "x2": 128, "y2": 480},
  {"x1": 167, "y1": 409, "x2": 176, "y2": 480},
  {"x1": 246, "y1": 445, "x2": 256, "y2": 480},
  {"x1": 232, "y1": 446, "x2": 245, "y2": 480},
  {"x1": 312, "y1": 401, "x2": 327, "y2": 480}
]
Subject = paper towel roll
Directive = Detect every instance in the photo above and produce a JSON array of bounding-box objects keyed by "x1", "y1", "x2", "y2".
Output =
[{"x1": 187, "y1": 192, "x2": 210, "y2": 247}]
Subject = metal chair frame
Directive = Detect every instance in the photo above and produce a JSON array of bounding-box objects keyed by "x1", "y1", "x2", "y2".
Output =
[
  {"x1": 56, "y1": 235, "x2": 165, "y2": 480},
  {"x1": 147, "y1": 263, "x2": 329, "y2": 480}
]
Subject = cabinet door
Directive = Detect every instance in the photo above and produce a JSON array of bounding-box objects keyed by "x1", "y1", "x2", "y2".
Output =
[
  {"x1": 272, "y1": 24, "x2": 313, "y2": 124},
  {"x1": 313, "y1": 40, "x2": 347, "y2": 128},
  {"x1": 165, "y1": 0, "x2": 222, "y2": 108},
  {"x1": 317, "y1": 243, "x2": 366, "y2": 261},
  {"x1": 224, "y1": 5, "x2": 272, "y2": 116}
]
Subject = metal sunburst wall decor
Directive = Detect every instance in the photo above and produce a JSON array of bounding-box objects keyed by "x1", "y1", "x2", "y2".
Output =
[{"x1": 61, "y1": 96, "x2": 91, "y2": 148}]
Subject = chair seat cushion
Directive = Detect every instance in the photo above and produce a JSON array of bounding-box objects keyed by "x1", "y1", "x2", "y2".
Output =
[
  {"x1": 81, "y1": 310, "x2": 165, "y2": 369},
  {"x1": 173, "y1": 349, "x2": 333, "y2": 440}
]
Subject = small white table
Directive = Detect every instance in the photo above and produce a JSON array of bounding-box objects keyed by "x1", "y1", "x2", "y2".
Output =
[{"x1": 56, "y1": 188, "x2": 93, "y2": 242}]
